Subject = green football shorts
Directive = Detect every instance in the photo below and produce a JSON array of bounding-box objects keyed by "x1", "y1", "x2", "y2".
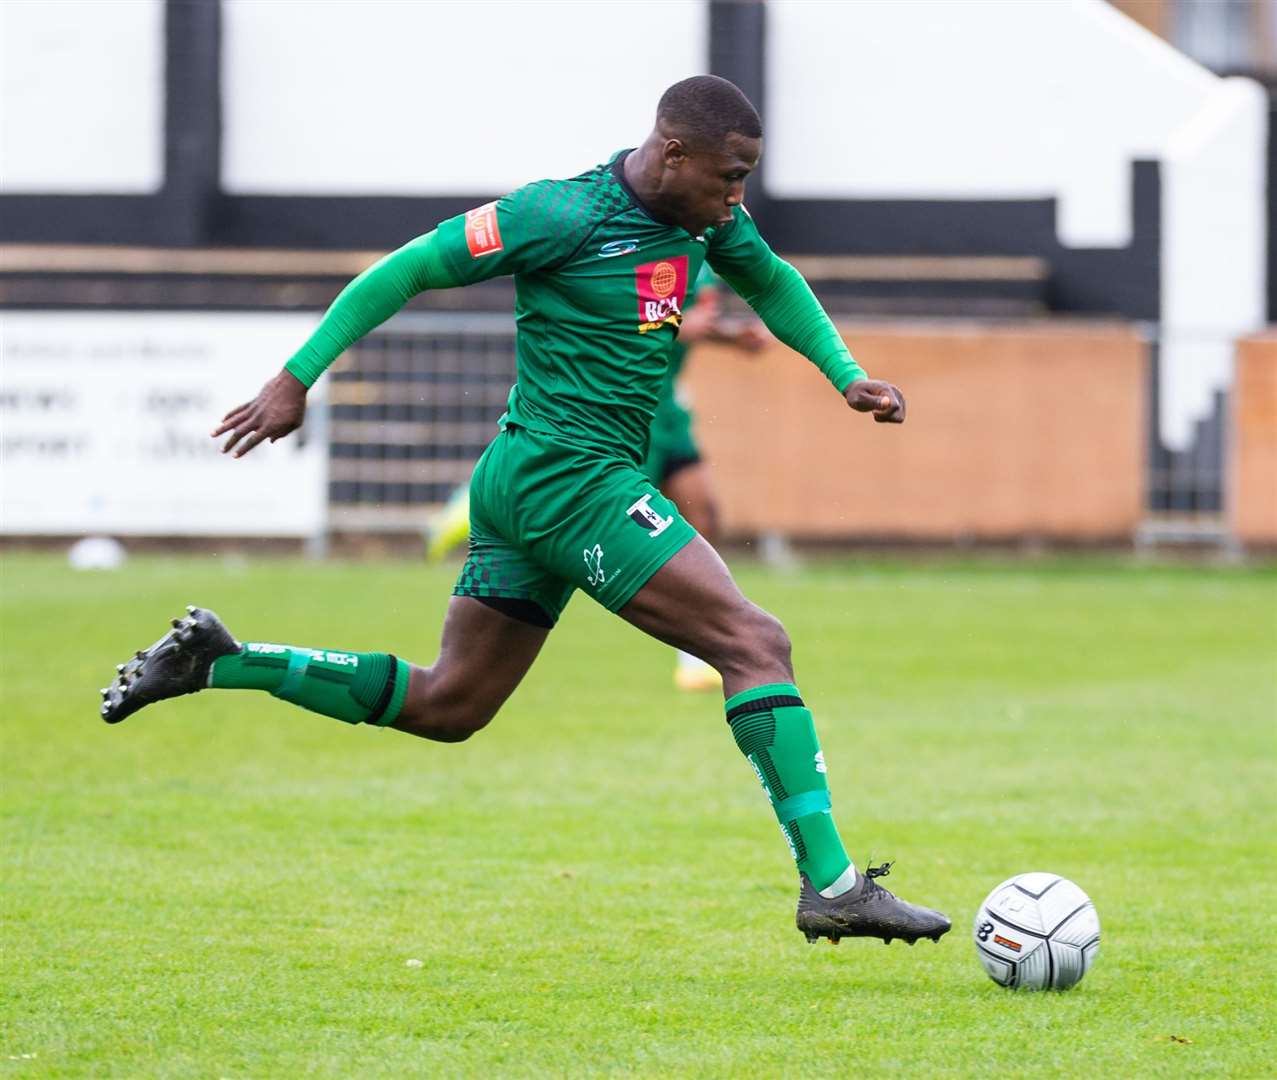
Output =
[{"x1": 454, "y1": 424, "x2": 697, "y2": 626}]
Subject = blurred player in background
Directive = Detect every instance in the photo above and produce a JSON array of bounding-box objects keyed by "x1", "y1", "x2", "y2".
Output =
[
  {"x1": 426, "y1": 262, "x2": 767, "y2": 692},
  {"x1": 100, "y1": 76, "x2": 950, "y2": 948}
]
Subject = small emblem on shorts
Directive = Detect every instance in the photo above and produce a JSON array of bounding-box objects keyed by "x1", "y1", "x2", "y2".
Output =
[
  {"x1": 584, "y1": 544, "x2": 606, "y2": 586},
  {"x1": 627, "y1": 493, "x2": 673, "y2": 538}
]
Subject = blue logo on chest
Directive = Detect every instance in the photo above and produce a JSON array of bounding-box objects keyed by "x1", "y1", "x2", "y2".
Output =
[{"x1": 598, "y1": 239, "x2": 640, "y2": 258}]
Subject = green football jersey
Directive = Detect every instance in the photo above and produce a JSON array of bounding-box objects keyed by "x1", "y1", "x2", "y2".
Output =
[
  {"x1": 285, "y1": 150, "x2": 865, "y2": 464},
  {"x1": 431, "y1": 152, "x2": 831, "y2": 462}
]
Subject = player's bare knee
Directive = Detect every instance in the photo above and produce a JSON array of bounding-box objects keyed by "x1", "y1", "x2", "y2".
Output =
[
  {"x1": 711, "y1": 603, "x2": 791, "y2": 677},
  {"x1": 422, "y1": 722, "x2": 484, "y2": 744},
  {"x1": 393, "y1": 698, "x2": 493, "y2": 743},
  {"x1": 433, "y1": 702, "x2": 496, "y2": 742},
  {"x1": 392, "y1": 668, "x2": 495, "y2": 743},
  {"x1": 752, "y1": 607, "x2": 791, "y2": 667}
]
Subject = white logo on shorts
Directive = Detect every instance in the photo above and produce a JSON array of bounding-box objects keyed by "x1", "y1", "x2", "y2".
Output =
[
  {"x1": 584, "y1": 544, "x2": 606, "y2": 586},
  {"x1": 626, "y1": 493, "x2": 673, "y2": 538}
]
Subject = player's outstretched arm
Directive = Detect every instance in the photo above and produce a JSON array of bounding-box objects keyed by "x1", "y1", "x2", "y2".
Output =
[
  {"x1": 725, "y1": 253, "x2": 905, "y2": 423},
  {"x1": 212, "y1": 229, "x2": 463, "y2": 457},
  {"x1": 707, "y1": 210, "x2": 904, "y2": 424},
  {"x1": 213, "y1": 184, "x2": 587, "y2": 458}
]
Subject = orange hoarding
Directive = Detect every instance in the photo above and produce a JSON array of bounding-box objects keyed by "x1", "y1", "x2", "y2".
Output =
[
  {"x1": 684, "y1": 320, "x2": 1147, "y2": 540},
  {"x1": 1232, "y1": 334, "x2": 1277, "y2": 546}
]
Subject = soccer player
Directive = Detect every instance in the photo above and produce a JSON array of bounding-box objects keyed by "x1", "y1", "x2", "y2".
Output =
[{"x1": 100, "y1": 77, "x2": 950, "y2": 946}]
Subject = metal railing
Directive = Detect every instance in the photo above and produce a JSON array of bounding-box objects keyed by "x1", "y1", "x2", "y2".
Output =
[
  {"x1": 1137, "y1": 335, "x2": 1234, "y2": 552},
  {"x1": 326, "y1": 313, "x2": 516, "y2": 532}
]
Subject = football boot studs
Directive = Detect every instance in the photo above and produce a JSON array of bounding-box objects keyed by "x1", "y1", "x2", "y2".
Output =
[{"x1": 100, "y1": 606, "x2": 238, "y2": 724}]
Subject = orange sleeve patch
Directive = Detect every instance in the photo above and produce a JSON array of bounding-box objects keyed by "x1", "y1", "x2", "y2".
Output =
[{"x1": 464, "y1": 202, "x2": 504, "y2": 258}]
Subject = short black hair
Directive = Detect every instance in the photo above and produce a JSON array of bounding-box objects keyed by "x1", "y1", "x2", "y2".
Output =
[{"x1": 656, "y1": 75, "x2": 762, "y2": 145}]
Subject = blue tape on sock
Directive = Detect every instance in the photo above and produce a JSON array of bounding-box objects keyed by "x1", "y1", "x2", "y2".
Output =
[{"x1": 773, "y1": 789, "x2": 832, "y2": 823}]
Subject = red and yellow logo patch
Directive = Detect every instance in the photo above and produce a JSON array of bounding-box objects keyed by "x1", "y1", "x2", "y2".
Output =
[
  {"x1": 464, "y1": 202, "x2": 503, "y2": 258},
  {"x1": 635, "y1": 256, "x2": 688, "y2": 333}
]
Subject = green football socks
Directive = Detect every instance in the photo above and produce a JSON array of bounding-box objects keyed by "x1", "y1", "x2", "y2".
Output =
[
  {"x1": 209, "y1": 643, "x2": 409, "y2": 727},
  {"x1": 726, "y1": 683, "x2": 857, "y2": 896}
]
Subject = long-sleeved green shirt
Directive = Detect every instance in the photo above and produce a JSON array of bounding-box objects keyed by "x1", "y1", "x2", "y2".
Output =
[{"x1": 287, "y1": 150, "x2": 865, "y2": 463}]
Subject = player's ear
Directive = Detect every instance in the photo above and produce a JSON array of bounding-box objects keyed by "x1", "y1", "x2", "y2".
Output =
[{"x1": 662, "y1": 138, "x2": 689, "y2": 169}]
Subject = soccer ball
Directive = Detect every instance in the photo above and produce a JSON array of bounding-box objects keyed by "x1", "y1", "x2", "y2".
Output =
[{"x1": 973, "y1": 872, "x2": 1100, "y2": 990}]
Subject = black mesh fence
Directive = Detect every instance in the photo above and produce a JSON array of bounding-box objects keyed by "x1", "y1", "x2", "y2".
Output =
[{"x1": 326, "y1": 314, "x2": 516, "y2": 531}]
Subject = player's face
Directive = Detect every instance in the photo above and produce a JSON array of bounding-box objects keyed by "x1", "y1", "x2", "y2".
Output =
[{"x1": 666, "y1": 133, "x2": 761, "y2": 235}]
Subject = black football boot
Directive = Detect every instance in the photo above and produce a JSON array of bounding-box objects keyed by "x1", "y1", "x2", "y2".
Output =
[
  {"x1": 100, "y1": 606, "x2": 239, "y2": 724},
  {"x1": 796, "y1": 862, "x2": 951, "y2": 945}
]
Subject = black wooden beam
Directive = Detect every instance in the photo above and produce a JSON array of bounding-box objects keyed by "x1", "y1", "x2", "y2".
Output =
[
  {"x1": 708, "y1": 0, "x2": 770, "y2": 228},
  {"x1": 164, "y1": 0, "x2": 221, "y2": 244}
]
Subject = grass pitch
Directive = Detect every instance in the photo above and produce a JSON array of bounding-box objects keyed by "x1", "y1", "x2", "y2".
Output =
[{"x1": 2, "y1": 553, "x2": 1275, "y2": 1078}]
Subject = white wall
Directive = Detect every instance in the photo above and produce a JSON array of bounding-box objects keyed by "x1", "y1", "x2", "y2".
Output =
[
  {"x1": 0, "y1": 0, "x2": 164, "y2": 193},
  {"x1": 221, "y1": 0, "x2": 708, "y2": 195},
  {"x1": 768, "y1": 0, "x2": 1220, "y2": 248},
  {"x1": 768, "y1": 0, "x2": 1266, "y2": 449},
  {"x1": 1160, "y1": 77, "x2": 1269, "y2": 449}
]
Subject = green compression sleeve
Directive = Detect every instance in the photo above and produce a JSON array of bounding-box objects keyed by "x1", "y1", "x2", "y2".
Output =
[
  {"x1": 733, "y1": 255, "x2": 867, "y2": 393},
  {"x1": 284, "y1": 230, "x2": 462, "y2": 387}
]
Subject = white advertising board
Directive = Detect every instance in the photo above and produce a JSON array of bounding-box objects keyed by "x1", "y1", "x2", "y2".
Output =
[{"x1": 0, "y1": 312, "x2": 326, "y2": 536}]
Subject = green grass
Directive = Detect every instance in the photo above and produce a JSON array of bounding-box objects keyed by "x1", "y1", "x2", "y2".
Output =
[{"x1": 2, "y1": 553, "x2": 1275, "y2": 1078}]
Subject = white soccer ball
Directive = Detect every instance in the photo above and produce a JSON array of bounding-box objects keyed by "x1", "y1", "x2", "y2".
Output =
[{"x1": 973, "y1": 872, "x2": 1100, "y2": 990}]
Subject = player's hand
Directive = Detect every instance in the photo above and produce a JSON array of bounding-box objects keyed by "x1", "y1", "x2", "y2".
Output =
[
  {"x1": 679, "y1": 301, "x2": 718, "y2": 342},
  {"x1": 730, "y1": 319, "x2": 769, "y2": 353},
  {"x1": 845, "y1": 379, "x2": 906, "y2": 424},
  {"x1": 211, "y1": 369, "x2": 308, "y2": 457}
]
